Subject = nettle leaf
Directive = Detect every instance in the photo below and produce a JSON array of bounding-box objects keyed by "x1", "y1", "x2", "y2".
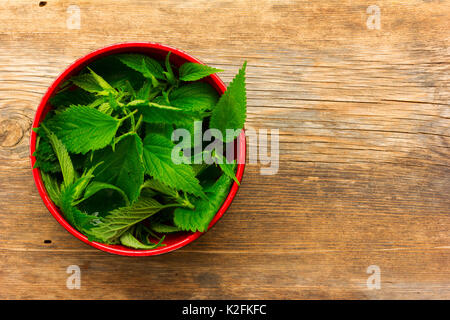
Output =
[
  {"x1": 77, "y1": 187, "x2": 127, "y2": 219},
  {"x1": 170, "y1": 82, "x2": 219, "y2": 112},
  {"x1": 71, "y1": 73, "x2": 104, "y2": 93},
  {"x1": 48, "y1": 105, "x2": 120, "y2": 154},
  {"x1": 212, "y1": 152, "x2": 240, "y2": 185},
  {"x1": 149, "y1": 222, "x2": 180, "y2": 233},
  {"x1": 71, "y1": 68, "x2": 117, "y2": 97},
  {"x1": 88, "y1": 67, "x2": 117, "y2": 92},
  {"x1": 219, "y1": 161, "x2": 239, "y2": 185},
  {"x1": 87, "y1": 97, "x2": 107, "y2": 108},
  {"x1": 136, "y1": 102, "x2": 199, "y2": 126},
  {"x1": 60, "y1": 178, "x2": 99, "y2": 231},
  {"x1": 33, "y1": 128, "x2": 60, "y2": 173},
  {"x1": 141, "y1": 179, "x2": 179, "y2": 199},
  {"x1": 92, "y1": 133, "x2": 144, "y2": 204},
  {"x1": 136, "y1": 81, "x2": 152, "y2": 100},
  {"x1": 97, "y1": 102, "x2": 114, "y2": 115},
  {"x1": 41, "y1": 171, "x2": 62, "y2": 207},
  {"x1": 34, "y1": 135, "x2": 86, "y2": 173},
  {"x1": 40, "y1": 124, "x2": 75, "y2": 187},
  {"x1": 179, "y1": 62, "x2": 223, "y2": 81},
  {"x1": 163, "y1": 52, "x2": 176, "y2": 85},
  {"x1": 117, "y1": 54, "x2": 165, "y2": 80},
  {"x1": 82, "y1": 181, "x2": 130, "y2": 206},
  {"x1": 34, "y1": 160, "x2": 62, "y2": 173},
  {"x1": 119, "y1": 231, "x2": 164, "y2": 249},
  {"x1": 191, "y1": 163, "x2": 209, "y2": 176},
  {"x1": 173, "y1": 171, "x2": 234, "y2": 232},
  {"x1": 49, "y1": 88, "x2": 95, "y2": 108},
  {"x1": 209, "y1": 62, "x2": 247, "y2": 141},
  {"x1": 33, "y1": 137, "x2": 57, "y2": 162},
  {"x1": 145, "y1": 123, "x2": 174, "y2": 139},
  {"x1": 142, "y1": 133, "x2": 205, "y2": 197},
  {"x1": 86, "y1": 197, "x2": 175, "y2": 243},
  {"x1": 175, "y1": 117, "x2": 204, "y2": 148},
  {"x1": 89, "y1": 55, "x2": 145, "y2": 90},
  {"x1": 113, "y1": 78, "x2": 136, "y2": 97},
  {"x1": 127, "y1": 100, "x2": 181, "y2": 111},
  {"x1": 141, "y1": 179, "x2": 194, "y2": 209}
]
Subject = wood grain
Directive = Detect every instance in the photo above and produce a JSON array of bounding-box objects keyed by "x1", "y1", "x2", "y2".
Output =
[{"x1": 0, "y1": 0, "x2": 449, "y2": 299}]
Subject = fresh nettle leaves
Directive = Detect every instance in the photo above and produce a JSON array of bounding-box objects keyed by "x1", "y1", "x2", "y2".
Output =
[
  {"x1": 46, "y1": 105, "x2": 121, "y2": 154},
  {"x1": 142, "y1": 133, "x2": 205, "y2": 198},
  {"x1": 33, "y1": 51, "x2": 247, "y2": 250},
  {"x1": 210, "y1": 62, "x2": 247, "y2": 141},
  {"x1": 179, "y1": 63, "x2": 224, "y2": 82}
]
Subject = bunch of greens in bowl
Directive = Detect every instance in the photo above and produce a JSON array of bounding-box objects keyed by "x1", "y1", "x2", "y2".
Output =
[{"x1": 33, "y1": 52, "x2": 247, "y2": 249}]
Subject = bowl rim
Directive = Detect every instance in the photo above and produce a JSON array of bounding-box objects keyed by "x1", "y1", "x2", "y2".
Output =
[{"x1": 30, "y1": 42, "x2": 246, "y2": 256}]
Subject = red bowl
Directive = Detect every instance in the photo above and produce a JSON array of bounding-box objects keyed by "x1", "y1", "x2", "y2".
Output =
[{"x1": 30, "y1": 42, "x2": 246, "y2": 256}]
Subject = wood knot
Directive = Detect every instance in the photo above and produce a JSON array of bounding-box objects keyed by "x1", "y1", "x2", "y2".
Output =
[
  {"x1": 0, "y1": 119, "x2": 24, "y2": 148},
  {"x1": 39, "y1": 1, "x2": 47, "y2": 7}
]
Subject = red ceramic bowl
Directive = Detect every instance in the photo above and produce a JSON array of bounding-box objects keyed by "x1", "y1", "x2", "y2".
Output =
[{"x1": 30, "y1": 42, "x2": 246, "y2": 256}]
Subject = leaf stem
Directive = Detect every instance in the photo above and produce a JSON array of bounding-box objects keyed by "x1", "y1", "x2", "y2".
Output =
[
  {"x1": 118, "y1": 109, "x2": 138, "y2": 124},
  {"x1": 179, "y1": 192, "x2": 195, "y2": 209},
  {"x1": 134, "y1": 114, "x2": 144, "y2": 133}
]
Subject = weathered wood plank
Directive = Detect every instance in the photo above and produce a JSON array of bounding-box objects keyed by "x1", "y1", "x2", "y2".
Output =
[
  {"x1": 1, "y1": 249, "x2": 449, "y2": 299},
  {"x1": 0, "y1": 0, "x2": 448, "y2": 299}
]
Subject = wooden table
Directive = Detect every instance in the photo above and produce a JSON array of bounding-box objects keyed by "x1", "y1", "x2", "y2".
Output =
[{"x1": 0, "y1": 0, "x2": 448, "y2": 299}]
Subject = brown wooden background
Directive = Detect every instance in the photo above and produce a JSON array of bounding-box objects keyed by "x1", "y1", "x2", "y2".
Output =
[{"x1": 0, "y1": 0, "x2": 449, "y2": 299}]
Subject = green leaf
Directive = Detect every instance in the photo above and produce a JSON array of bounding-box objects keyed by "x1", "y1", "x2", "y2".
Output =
[
  {"x1": 175, "y1": 118, "x2": 203, "y2": 148},
  {"x1": 77, "y1": 187, "x2": 127, "y2": 218},
  {"x1": 218, "y1": 161, "x2": 239, "y2": 185},
  {"x1": 141, "y1": 179, "x2": 194, "y2": 209},
  {"x1": 87, "y1": 67, "x2": 113, "y2": 89},
  {"x1": 119, "y1": 231, "x2": 165, "y2": 249},
  {"x1": 41, "y1": 171, "x2": 62, "y2": 207},
  {"x1": 127, "y1": 100, "x2": 181, "y2": 111},
  {"x1": 117, "y1": 54, "x2": 165, "y2": 80},
  {"x1": 135, "y1": 81, "x2": 152, "y2": 100},
  {"x1": 60, "y1": 179, "x2": 99, "y2": 231},
  {"x1": 173, "y1": 171, "x2": 234, "y2": 232},
  {"x1": 33, "y1": 128, "x2": 60, "y2": 173},
  {"x1": 71, "y1": 73, "x2": 104, "y2": 93},
  {"x1": 72, "y1": 171, "x2": 96, "y2": 201},
  {"x1": 47, "y1": 105, "x2": 120, "y2": 154},
  {"x1": 92, "y1": 133, "x2": 144, "y2": 203},
  {"x1": 49, "y1": 88, "x2": 95, "y2": 108},
  {"x1": 145, "y1": 123, "x2": 173, "y2": 139},
  {"x1": 136, "y1": 103, "x2": 199, "y2": 126},
  {"x1": 142, "y1": 59, "x2": 160, "y2": 87},
  {"x1": 191, "y1": 163, "x2": 209, "y2": 176},
  {"x1": 88, "y1": 97, "x2": 107, "y2": 109},
  {"x1": 170, "y1": 82, "x2": 219, "y2": 112},
  {"x1": 33, "y1": 159, "x2": 61, "y2": 173},
  {"x1": 82, "y1": 181, "x2": 130, "y2": 206},
  {"x1": 71, "y1": 68, "x2": 117, "y2": 97},
  {"x1": 209, "y1": 62, "x2": 247, "y2": 141},
  {"x1": 142, "y1": 133, "x2": 205, "y2": 197},
  {"x1": 149, "y1": 222, "x2": 180, "y2": 233},
  {"x1": 212, "y1": 152, "x2": 240, "y2": 185},
  {"x1": 140, "y1": 179, "x2": 178, "y2": 199},
  {"x1": 123, "y1": 80, "x2": 136, "y2": 98},
  {"x1": 89, "y1": 55, "x2": 145, "y2": 90},
  {"x1": 86, "y1": 197, "x2": 175, "y2": 243},
  {"x1": 33, "y1": 137, "x2": 57, "y2": 162},
  {"x1": 179, "y1": 62, "x2": 223, "y2": 81},
  {"x1": 163, "y1": 52, "x2": 176, "y2": 85},
  {"x1": 97, "y1": 102, "x2": 114, "y2": 115},
  {"x1": 40, "y1": 123, "x2": 75, "y2": 188},
  {"x1": 34, "y1": 133, "x2": 86, "y2": 173}
]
